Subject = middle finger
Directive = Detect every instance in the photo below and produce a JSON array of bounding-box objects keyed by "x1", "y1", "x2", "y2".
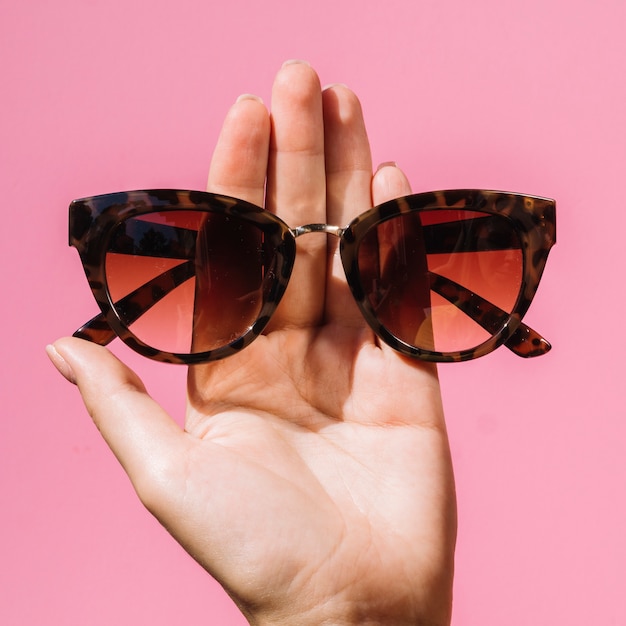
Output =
[{"x1": 266, "y1": 60, "x2": 327, "y2": 329}]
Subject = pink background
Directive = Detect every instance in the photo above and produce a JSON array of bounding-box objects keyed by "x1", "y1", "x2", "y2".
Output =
[{"x1": 2, "y1": 0, "x2": 625, "y2": 623}]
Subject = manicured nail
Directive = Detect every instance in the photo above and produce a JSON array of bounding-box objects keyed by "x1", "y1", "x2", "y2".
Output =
[
  {"x1": 46, "y1": 344, "x2": 76, "y2": 384},
  {"x1": 376, "y1": 161, "x2": 398, "y2": 172},
  {"x1": 281, "y1": 59, "x2": 311, "y2": 68},
  {"x1": 236, "y1": 93, "x2": 264, "y2": 104}
]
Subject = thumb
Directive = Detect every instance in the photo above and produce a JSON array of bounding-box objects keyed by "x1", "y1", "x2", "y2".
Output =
[{"x1": 46, "y1": 337, "x2": 188, "y2": 512}]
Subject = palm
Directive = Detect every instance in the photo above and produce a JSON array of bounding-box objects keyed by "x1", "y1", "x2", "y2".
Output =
[{"x1": 175, "y1": 324, "x2": 455, "y2": 621}]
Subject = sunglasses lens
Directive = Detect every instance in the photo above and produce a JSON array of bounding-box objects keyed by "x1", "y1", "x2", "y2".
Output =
[
  {"x1": 105, "y1": 210, "x2": 273, "y2": 355},
  {"x1": 358, "y1": 209, "x2": 523, "y2": 353}
]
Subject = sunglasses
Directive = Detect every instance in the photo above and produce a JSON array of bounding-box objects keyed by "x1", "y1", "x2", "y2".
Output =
[{"x1": 69, "y1": 188, "x2": 556, "y2": 364}]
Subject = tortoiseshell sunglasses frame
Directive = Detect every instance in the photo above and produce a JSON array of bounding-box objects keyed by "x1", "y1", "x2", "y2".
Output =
[{"x1": 69, "y1": 188, "x2": 556, "y2": 364}]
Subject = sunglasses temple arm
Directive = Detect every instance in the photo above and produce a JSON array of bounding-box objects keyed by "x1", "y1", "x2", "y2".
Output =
[
  {"x1": 503, "y1": 323, "x2": 551, "y2": 357},
  {"x1": 429, "y1": 272, "x2": 551, "y2": 357},
  {"x1": 73, "y1": 313, "x2": 117, "y2": 346},
  {"x1": 73, "y1": 262, "x2": 549, "y2": 359},
  {"x1": 72, "y1": 260, "x2": 196, "y2": 346}
]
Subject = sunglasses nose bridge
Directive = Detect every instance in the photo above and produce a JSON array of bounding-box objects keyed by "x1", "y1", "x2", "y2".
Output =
[{"x1": 290, "y1": 223, "x2": 344, "y2": 239}]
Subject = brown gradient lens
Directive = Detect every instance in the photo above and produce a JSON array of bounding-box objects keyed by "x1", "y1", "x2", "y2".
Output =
[
  {"x1": 358, "y1": 209, "x2": 523, "y2": 353},
  {"x1": 105, "y1": 210, "x2": 271, "y2": 354}
]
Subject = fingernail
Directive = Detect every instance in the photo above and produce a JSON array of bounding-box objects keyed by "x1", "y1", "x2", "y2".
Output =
[
  {"x1": 236, "y1": 93, "x2": 264, "y2": 104},
  {"x1": 376, "y1": 161, "x2": 398, "y2": 172},
  {"x1": 322, "y1": 82, "x2": 349, "y2": 91},
  {"x1": 46, "y1": 344, "x2": 76, "y2": 384},
  {"x1": 281, "y1": 59, "x2": 311, "y2": 68}
]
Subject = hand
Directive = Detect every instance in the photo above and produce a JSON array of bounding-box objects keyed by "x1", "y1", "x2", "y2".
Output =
[{"x1": 48, "y1": 60, "x2": 457, "y2": 625}]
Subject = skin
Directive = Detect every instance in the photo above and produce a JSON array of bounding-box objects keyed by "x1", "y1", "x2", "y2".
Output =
[{"x1": 48, "y1": 61, "x2": 457, "y2": 625}]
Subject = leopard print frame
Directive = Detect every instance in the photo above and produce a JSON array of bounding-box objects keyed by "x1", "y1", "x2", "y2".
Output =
[
  {"x1": 70, "y1": 190, "x2": 296, "y2": 364},
  {"x1": 69, "y1": 189, "x2": 556, "y2": 364},
  {"x1": 339, "y1": 189, "x2": 556, "y2": 362}
]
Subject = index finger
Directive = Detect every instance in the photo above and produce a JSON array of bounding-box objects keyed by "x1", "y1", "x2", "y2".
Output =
[{"x1": 206, "y1": 93, "x2": 270, "y2": 208}]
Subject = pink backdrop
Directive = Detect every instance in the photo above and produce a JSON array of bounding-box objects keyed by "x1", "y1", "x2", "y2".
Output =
[{"x1": 2, "y1": 0, "x2": 625, "y2": 623}]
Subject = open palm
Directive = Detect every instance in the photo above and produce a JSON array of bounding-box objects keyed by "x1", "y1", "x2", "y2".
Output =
[{"x1": 51, "y1": 61, "x2": 456, "y2": 625}]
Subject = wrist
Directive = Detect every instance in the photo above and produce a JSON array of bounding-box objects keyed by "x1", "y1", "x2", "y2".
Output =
[{"x1": 244, "y1": 589, "x2": 453, "y2": 626}]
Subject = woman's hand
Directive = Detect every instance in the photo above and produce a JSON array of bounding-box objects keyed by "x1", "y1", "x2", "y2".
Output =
[{"x1": 48, "y1": 60, "x2": 456, "y2": 625}]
